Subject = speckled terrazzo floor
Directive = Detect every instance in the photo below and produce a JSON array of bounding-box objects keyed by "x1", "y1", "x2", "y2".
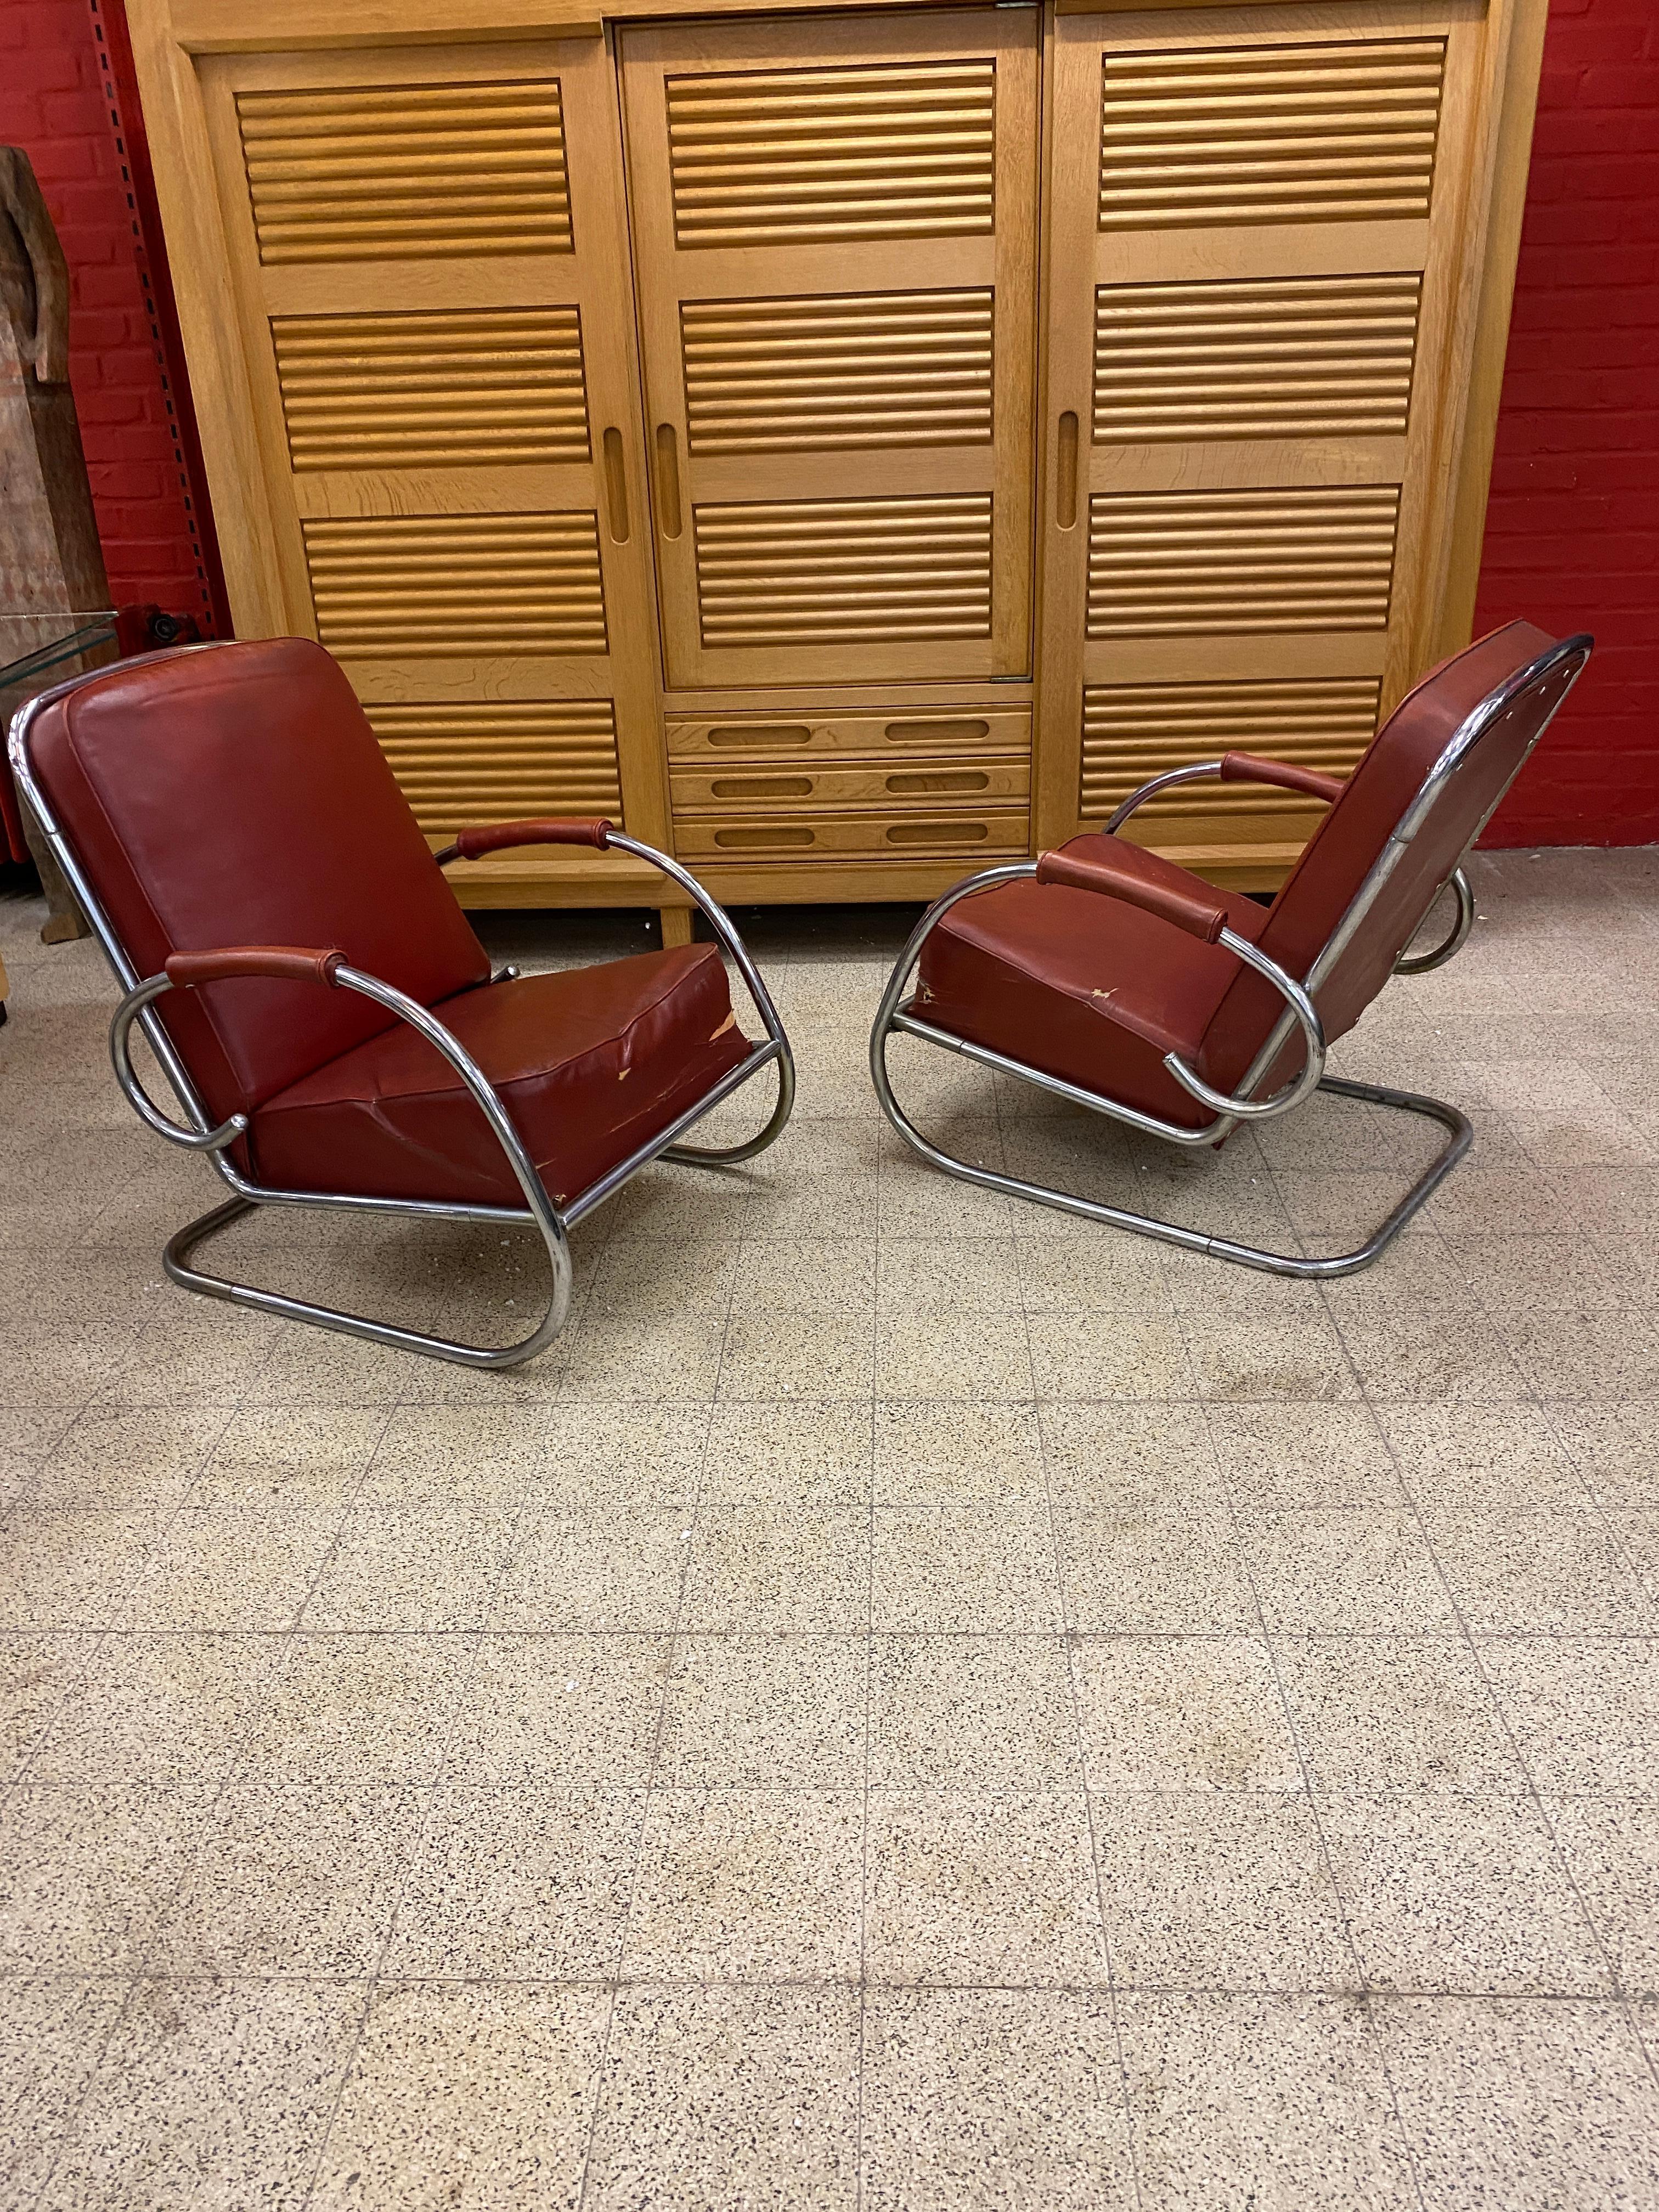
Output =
[{"x1": 2, "y1": 848, "x2": 1658, "y2": 2210}]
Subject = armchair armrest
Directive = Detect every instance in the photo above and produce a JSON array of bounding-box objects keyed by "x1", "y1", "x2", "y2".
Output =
[
  {"x1": 165, "y1": 945, "x2": 345, "y2": 989},
  {"x1": 436, "y1": 816, "x2": 613, "y2": 865},
  {"x1": 1035, "y1": 840, "x2": 1229, "y2": 945},
  {"x1": 1219, "y1": 752, "x2": 1345, "y2": 804}
]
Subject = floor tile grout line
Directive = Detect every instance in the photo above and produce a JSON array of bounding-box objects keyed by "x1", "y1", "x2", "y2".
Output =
[
  {"x1": 567, "y1": 1368, "x2": 720, "y2": 2212},
  {"x1": 19, "y1": 1968, "x2": 146, "y2": 2212},
  {"x1": 1005, "y1": 1058, "x2": 1147, "y2": 2211},
  {"x1": 287, "y1": 1393, "x2": 499, "y2": 2211},
  {"x1": 1362, "y1": 1392, "x2": 1659, "y2": 2105},
  {"x1": 1213, "y1": 1395, "x2": 1435, "y2": 2212}
]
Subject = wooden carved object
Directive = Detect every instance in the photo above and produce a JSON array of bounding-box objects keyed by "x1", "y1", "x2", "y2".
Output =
[{"x1": 0, "y1": 144, "x2": 103, "y2": 941}]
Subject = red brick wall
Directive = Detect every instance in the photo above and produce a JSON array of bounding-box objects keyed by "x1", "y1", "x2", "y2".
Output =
[
  {"x1": 4, "y1": 0, "x2": 1655, "y2": 842},
  {"x1": 1475, "y1": 0, "x2": 1659, "y2": 845},
  {"x1": 1, "y1": 0, "x2": 227, "y2": 633}
]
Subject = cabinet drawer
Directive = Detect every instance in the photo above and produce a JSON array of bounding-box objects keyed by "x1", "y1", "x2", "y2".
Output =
[
  {"x1": 666, "y1": 708, "x2": 1031, "y2": 761},
  {"x1": 672, "y1": 754, "x2": 1030, "y2": 815},
  {"x1": 673, "y1": 809, "x2": 1029, "y2": 864}
]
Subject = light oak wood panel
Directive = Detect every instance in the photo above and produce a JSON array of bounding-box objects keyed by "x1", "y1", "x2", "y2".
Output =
[
  {"x1": 127, "y1": 0, "x2": 1543, "y2": 914},
  {"x1": 1097, "y1": 35, "x2": 1447, "y2": 229},
  {"x1": 674, "y1": 805, "x2": 1028, "y2": 862},
  {"x1": 171, "y1": 29, "x2": 671, "y2": 895},
  {"x1": 1035, "y1": 0, "x2": 1503, "y2": 882},
  {"x1": 235, "y1": 77, "x2": 574, "y2": 261},
  {"x1": 1085, "y1": 484, "x2": 1401, "y2": 637},
  {"x1": 272, "y1": 307, "x2": 591, "y2": 469},
  {"x1": 680, "y1": 288, "x2": 994, "y2": 453},
  {"x1": 671, "y1": 753, "x2": 1030, "y2": 810},
  {"x1": 622, "y1": 7, "x2": 1037, "y2": 693},
  {"x1": 366, "y1": 698, "x2": 623, "y2": 833},
  {"x1": 667, "y1": 704, "x2": 1031, "y2": 757},
  {"x1": 304, "y1": 512, "x2": 609, "y2": 654},
  {"x1": 693, "y1": 492, "x2": 992, "y2": 648},
  {"x1": 1093, "y1": 274, "x2": 1422, "y2": 443},
  {"x1": 665, "y1": 56, "x2": 996, "y2": 245},
  {"x1": 1080, "y1": 672, "x2": 1383, "y2": 816}
]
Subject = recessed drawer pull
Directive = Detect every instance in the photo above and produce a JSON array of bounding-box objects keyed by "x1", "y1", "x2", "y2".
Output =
[
  {"x1": 885, "y1": 769, "x2": 990, "y2": 795},
  {"x1": 710, "y1": 775, "x2": 816, "y2": 799},
  {"x1": 705, "y1": 724, "x2": 813, "y2": 749},
  {"x1": 885, "y1": 820, "x2": 990, "y2": 845},
  {"x1": 884, "y1": 718, "x2": 991, "y2": 744},
  {"x1": 714, "y1": 825, "x2": 816, "y2": 849}
]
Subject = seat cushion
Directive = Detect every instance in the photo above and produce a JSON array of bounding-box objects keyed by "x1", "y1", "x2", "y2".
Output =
[
  {"x1": 916, "y1": 836, "x2": 1267, "y2": 1132},
  {"x1": 249, "y1": 945, "x2": 752, "y2": 1208}
]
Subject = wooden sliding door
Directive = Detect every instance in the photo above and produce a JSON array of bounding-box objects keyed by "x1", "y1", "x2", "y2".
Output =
[
  {"x1": 620, "y1": 7, "x2": 1040, "y2": 693},
  {"x1": 1036, "y1": 0, "x2": 1504, "y2": 881},
  {"x1": 193, "y1": 34, "x2": 667, "y2": 853}
]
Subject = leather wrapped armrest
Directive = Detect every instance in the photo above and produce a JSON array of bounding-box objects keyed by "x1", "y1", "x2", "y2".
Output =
[
  {"x1": 165, "y1": 946, "x2": 345, "y2": 988},
  {"x1": 437, "y1": 816, "x2": 613, "y2": 864},
  {"x1": 1035, "y1": 841, "x2": 1229, "y2": 945},
  {"x1": 1219, "y1": 752, "x2": 1345, "y2": 804}
]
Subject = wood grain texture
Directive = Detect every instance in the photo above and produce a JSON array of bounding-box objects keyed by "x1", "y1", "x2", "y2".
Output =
[
  {"x1": 1086, "y1": 484, "x2": 1402, "y2": 637},
  {"x1": 1097, "y1": 35, "x2": 1447, "y2": 230},
  {"x1": 129, "y1": 0, "x2": 1540, "y2": 913},
  {"x1": 1080, "y1": 673, "x2": 1383, "y2": 817},
  {"x1": 1035, "y1": 0, "x2": 1502, "y2": 882},
  {"x1": 1093, "y1": 273, "x2": 1422, "y2": 443},
  {"x1": 622, "y1": 6, "x2": 1037, "y2": 691},
  {"x1": 693, "y1": 492, "x2": 993, "y2": 647},
  {"x1": 304, "y1": 511, "x2": 608, "y2": 653},
  {"x1": 236, "y1": 77, "x2": 573, "y2": 261},
  {"x1": 665, "y1": 57, "x2": 995, "y2": 246},
  {"x1": 272, "y1": 307, "x2": 591, "y2": 469},
  {"x1": 365, "y1": 697, "x2": 623, "y2": 832},
  {"x1": 157, "y1": 25, "x2": 672, "y2": 882},
  {"x1": 680, "y1": 288, "x2": 994, "y2": 453}
]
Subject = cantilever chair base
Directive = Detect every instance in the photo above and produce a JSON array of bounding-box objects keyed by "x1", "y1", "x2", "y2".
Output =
[
  {"x1": 10, "y1": 641, "x2": 796, "y2": 1372},
  {"x1": 876, "y1": 1009, "x2": 1471, "y2": 1278},
  {"x1": 160, "y1": 1030, "x2": 791, "y2": 1371}
]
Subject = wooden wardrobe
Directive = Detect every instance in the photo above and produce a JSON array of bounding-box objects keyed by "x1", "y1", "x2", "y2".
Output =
[{"x1": 126, "y1": 0, "x2": 1550, "y2": 935}]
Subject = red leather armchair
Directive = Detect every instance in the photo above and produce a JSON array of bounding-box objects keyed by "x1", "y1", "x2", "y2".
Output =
[
  {"x1": 871, "y1": 622, "x2": 1593, "y2": 1277},
  {"x1": 9, "y1": 637, "x2": 794, "y2": 1367}
]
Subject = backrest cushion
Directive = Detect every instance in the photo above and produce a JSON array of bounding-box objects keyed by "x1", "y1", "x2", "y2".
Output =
[
  {"x1": 1199, "y1": 620, "x2": 1578, "y2": 1094},
  {"x1": 25, "y1": 637, "x2": 489, "y2": 1121}
]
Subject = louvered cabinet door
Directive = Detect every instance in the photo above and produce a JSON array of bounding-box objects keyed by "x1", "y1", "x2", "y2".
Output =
[
  {"x1": 194, "y1": 37, "x2": 665, "y2": 856},
  {"x1": 1036, "y1": 0, "x2": 1499, "y2": 881},
  {"x1": 620, "y1": 8, "x2": 1039, "y2": 691}
]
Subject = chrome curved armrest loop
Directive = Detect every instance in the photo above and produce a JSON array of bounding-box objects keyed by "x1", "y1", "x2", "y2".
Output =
[
  {"x1": 109, "y1": 975, "x2": 247, "y2": 1152},
  {"x1": 604, "y1": 830, "x2": 796, "y2": 1164},
  {"x1": 1393, "y1": 867, "x2": 1476, "y2": 975},
  {"x1": 1160, "y1": 929, "x2": 1327, "y2": 1122},
  {"x1": 1103, "y1": 760, "x2": 1225, "y2": 835}
]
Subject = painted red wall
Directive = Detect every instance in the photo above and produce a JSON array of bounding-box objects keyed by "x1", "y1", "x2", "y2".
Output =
[
  {"x1": 1, "y1": 0, "x2": 226, "y2": 633},
  {"x1": 2, "y1": 0, "x2": 1654, "y2": 841},
  {"x1": 1468, "y1": 0, "x2": 1658, "y2": 846}
]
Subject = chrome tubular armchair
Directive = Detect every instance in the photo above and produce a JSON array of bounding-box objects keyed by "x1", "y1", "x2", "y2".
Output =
[
  {"x1": 10, "y1": 637, "x2": 793, "y2": 1367},
  {"x1": 871, "y1": 623, "x2": 1592, "y2": 1278}
]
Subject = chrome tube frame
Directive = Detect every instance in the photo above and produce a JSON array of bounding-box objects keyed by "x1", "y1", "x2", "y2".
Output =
[
  {"x1": 868, "y1": 634, "x2": 1590, "y2": 1277},
  {"x1": 9, "y1": 652, "x2": 795, "y2": 1367}
]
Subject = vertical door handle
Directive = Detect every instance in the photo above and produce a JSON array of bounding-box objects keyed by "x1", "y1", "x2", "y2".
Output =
[
  {"x1": 1056, "y1": 410, "x2": 1079, "y2": 531},
  {"x1": 655, "y1": 423, "x2": 683, "y2": 540},
  {"x1": 601, "y1": 427, "x2": 630, "y2": 544}
]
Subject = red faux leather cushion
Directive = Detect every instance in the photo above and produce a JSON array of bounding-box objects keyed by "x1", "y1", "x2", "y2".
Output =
[
  {"x1": 249, "y1": 945, "x2": 752, "y2": 1208},
  {"x1": 917, "y1": 835, "x2": 1267, "y2": 1133},
  {"x1": 26, "y1": 639, "x2": 489, "y2": 1125}
]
